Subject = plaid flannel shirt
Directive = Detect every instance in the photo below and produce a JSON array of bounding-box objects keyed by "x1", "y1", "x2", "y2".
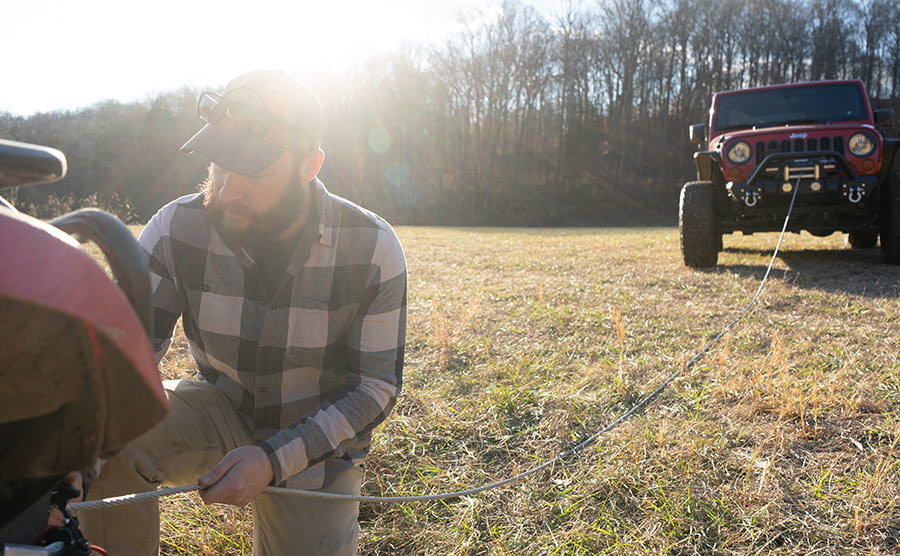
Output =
[{"x1": 138, "y1": 178, "x2": 406, "y2": 488}]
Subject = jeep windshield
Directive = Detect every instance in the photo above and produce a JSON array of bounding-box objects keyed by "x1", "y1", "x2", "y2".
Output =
[{"x1": 712, "y1": 83, "x2": 868, "y2": 133}]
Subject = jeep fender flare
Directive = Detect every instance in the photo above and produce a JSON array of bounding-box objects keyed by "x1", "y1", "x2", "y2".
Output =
[{"x1": 693, "y1": 151, "x2": 724, "y2": 183}]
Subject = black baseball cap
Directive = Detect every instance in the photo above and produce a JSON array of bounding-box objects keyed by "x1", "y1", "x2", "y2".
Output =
[{"x1": 180, "y1": 70, "x2": 323, "y2": 175}]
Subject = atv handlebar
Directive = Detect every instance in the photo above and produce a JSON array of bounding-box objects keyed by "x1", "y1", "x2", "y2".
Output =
[
  {"x1": 49, "y1": 209, "x2": 153, "y2": 338},
  {"x1": 0, "y1": 139, "x2": 67, "y2": 189}
]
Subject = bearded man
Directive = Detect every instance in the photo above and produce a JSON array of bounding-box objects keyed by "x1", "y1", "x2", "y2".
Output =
[{"x1": 79, "y1": 70, "x2": 407, "y2": 556}]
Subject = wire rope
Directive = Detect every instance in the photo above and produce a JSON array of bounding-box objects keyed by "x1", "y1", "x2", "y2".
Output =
[{"x1": 71, "y1": 179, "x2": 801, "y2": 511}]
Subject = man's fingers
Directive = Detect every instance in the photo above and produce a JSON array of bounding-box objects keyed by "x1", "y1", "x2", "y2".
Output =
[
  {"x1": 198, "y1": 454, "x2": 237, "y2": 487},
  {"x1": 198, "y1": 469, "x2": 250, "y2": 507},
  {"x1": 48, "y1": 508, "x2": 65, "y2": 528},
  {"x1": 62, "y1": 471, "x2": 84, "y2": 503},
  {"x1": 197, "y1": 447, "x2": 273, "y2": 507},
  {"x1": 198, "y1": 453, "x2": 244, "y2": 505},
  {"x1": 199, "y1": 480, "x2": 225, "y2": 505}
]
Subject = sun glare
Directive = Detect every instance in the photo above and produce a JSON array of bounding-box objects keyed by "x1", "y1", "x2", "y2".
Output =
[
  {"x1": 293, "y1": 2, "x2": 446, "y2": 66},
  {"x1": 2, "y1": 0, "x2": 484, "y2": 115}
]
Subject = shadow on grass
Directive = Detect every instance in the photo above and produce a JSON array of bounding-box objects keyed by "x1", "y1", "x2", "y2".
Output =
[{"x1": 707, "y1": 246, "x2": 899, "y2": 299}]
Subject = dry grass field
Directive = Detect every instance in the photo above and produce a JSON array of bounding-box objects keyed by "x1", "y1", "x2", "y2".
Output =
[{"x1": 108, "y1": 226, "x2": 899, "y2": 555}]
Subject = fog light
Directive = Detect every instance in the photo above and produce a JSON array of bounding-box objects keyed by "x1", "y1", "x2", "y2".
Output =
[
  {"x1": 782, "y1": 183, "x2": 793, "y2": 193},
  {"x1": 810, "y1": 181, "x2": 822, "y2": 192}
]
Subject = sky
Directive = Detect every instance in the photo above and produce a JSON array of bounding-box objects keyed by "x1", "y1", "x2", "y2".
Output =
[{"x1": 2, "y1": 0, "x2": 557, "y2": 116}]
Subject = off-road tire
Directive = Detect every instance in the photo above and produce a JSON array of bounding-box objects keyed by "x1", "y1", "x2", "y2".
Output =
[
  {"x1": 881, "y1": 173, "x2": 900, "y2": 264},
  {"x1": 679, "y1": 181, "x2": 719, "y2": 267},
  {"x1": 848, "y1": 230, "x2": 878, "y2": 249}
]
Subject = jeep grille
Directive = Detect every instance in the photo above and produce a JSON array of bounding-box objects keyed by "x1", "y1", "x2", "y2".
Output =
[{"x1": 755, "y1": 136, "x2": 845, "y2": 164}]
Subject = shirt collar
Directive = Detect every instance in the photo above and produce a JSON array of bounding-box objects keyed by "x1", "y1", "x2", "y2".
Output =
[{"x1": 311, "y1": 177, "x2": 337, "y2": 247}]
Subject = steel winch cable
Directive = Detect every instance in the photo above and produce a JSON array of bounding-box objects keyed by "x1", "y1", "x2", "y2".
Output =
[{"x1": 70, "y1": 179, "x2": 802, "y2": 511}]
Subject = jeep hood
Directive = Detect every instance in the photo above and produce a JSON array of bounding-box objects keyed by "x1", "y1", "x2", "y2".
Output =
[{"x1": 710, "y1": 122, "x2": 877, "y2": 150}]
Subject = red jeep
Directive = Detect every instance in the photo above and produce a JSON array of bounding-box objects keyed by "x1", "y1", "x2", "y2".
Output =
[{"x1": 679, "y1": 79, "x2": 899, "y2": 266}]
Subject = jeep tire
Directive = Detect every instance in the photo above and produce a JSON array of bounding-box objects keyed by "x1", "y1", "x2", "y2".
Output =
[
  {"x1": 881, "y1": 173, "x2": 900, "y2": 264},
  {"x1": 848, "y1": 230, "x2": 878, "y2": 249},
  {"x1": 679, "y1": 181, "x2": 719, "y2": 267}
]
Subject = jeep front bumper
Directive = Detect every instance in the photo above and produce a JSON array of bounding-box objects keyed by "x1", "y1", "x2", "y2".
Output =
[
  {"x1": 722, "y1": 150, "x2": 881, "y2": 233},
  {"x1": 728, "y1": 174, "x2": 877, "y2": 208}
]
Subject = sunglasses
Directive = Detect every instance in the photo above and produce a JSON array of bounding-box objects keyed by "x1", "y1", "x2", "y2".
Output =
[{"x1": 197, "y1": 92, "x2": 315, "y2": 151}]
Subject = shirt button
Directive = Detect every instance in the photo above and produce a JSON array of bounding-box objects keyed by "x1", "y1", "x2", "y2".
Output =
[
  {"x1": 258, "y1": 298, "x2": 266, "y2": 305},
  {"x1": 259, "y1": 386, "x2": 268, "y2": 393}
]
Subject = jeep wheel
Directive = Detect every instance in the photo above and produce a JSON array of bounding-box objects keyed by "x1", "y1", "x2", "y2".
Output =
[
  {"x1": 881, "y1": 174, "x2": 900, "y2": 264},
  {"x1": 848, "y1": 230, "x2": 878, "y2": 249},
  {"x1": 679, "y1": 181, "x2": 719, "y2": 267}
]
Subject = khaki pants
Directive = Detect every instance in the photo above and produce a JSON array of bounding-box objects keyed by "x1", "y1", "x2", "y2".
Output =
[{"x1": 79, "y1": 380, "x2": 361, "y2": 555}]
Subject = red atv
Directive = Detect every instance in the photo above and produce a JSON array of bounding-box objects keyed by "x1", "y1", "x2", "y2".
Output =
[
  {"x1": 0, "y1": 139, "x2": 168, "y2": 555},
  {"x1": 679, "y1": 79, "x2": 899, "y2": 267}
]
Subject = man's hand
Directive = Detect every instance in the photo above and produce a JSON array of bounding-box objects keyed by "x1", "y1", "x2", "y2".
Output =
[
  {"x1": 198, "y1": 446, "x2": 274, "y2": 507},
  {"x1": 48, "y1": 471, "x2": 83, "y2": 528}
]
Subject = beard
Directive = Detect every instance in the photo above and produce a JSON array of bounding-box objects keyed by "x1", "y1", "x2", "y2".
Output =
[{"x1": 208, "y1": 177, "x2": 306, "y2": 249}]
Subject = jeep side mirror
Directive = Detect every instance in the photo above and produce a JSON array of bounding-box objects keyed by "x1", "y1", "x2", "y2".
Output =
[
  {"x1": 0, "y1": 138, "x2": 68, "y2": 188},
  {"x1": 689, "y1": 124, "x2": 706, "y2": 144},
  {"x1": 874, "y1": 109, "x2": 893, "y2": 129}
]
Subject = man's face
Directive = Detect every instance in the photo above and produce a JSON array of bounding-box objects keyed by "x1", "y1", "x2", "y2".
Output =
[{"x1": 208, "y1": 151, "x2": 300, "y2": 244}]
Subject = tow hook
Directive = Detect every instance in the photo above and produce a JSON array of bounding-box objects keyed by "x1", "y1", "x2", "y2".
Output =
[
  {"x1": 743, "y1": 190, "x2": 760, "y2": 207},
  {"x1": 847, "y1": 185, "x2": 863, "y2": 204}
]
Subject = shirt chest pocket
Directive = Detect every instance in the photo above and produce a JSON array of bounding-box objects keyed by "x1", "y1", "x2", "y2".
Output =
[
  {"x1": 286, "y1": 297, "x2": 333, "y2": 349},
  {"x1": 180, "y1": 273, "x2": 254, "y2": 340},
  {"x1": 286, "y1": 278, "x2": 355, "y2": 352},
  {"x1": 193, "y1": 282, "x2": 250, "y2": 338}
]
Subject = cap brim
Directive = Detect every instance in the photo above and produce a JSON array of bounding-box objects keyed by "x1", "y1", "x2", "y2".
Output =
[{"x1": 180, "y1": 123, "x2": 285, "y2": 176}]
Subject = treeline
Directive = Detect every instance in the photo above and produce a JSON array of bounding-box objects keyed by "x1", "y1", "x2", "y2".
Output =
[{"x1": 2, "y1": 0, "x2": 899, "y2": 226}]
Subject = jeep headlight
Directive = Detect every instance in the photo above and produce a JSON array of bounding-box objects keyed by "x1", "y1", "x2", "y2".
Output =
[
  {"x1": 727, "y1": 141, "x2": 751, "y2": 164},
  {"x1": 848, "y1": 132, "x2": 875, "y2": 156}
]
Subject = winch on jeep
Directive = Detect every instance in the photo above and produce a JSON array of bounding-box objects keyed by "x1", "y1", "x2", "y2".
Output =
[{"x1": 678, "y1": 79, "x2": 900, "y2": 267}]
